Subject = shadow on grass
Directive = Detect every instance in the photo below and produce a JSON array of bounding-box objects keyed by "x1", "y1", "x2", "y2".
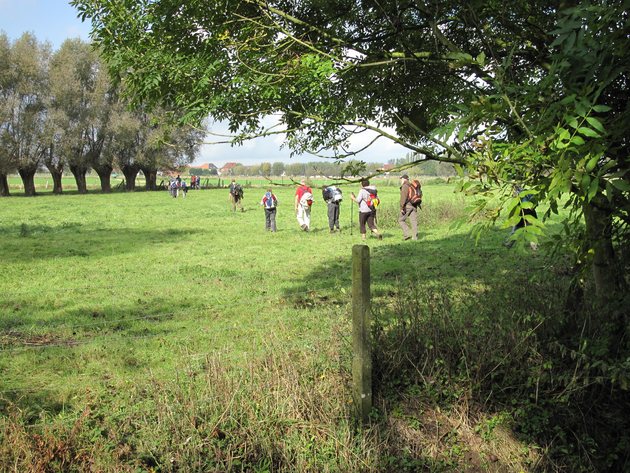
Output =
[
  {"x1": 0, "y1": 225, "x2": 200, "y2": 262},
  {"x1": 281, "y1": 225, "x2": 630, "y2": 471}
]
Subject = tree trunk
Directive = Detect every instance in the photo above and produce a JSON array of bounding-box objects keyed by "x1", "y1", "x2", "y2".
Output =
[
  {"x1": 18, "y1": 167, "x2": 37, "y2": 196},
  {"x1": 0, "y1": 173, "x2": 9, "y2": 196},
  {"x1": 140, "y1": 166, "x2": 158, "y2": 191},
  {"x1": 583, "y1": 199, "x2": 627, "y2": 300},
  {"x1": 69, "y1": 164, "x2": 89, "y2": 194},
  {"x1": 121, "y1": 164, "x2": 139, "y2": 191},
  {"x1": 93, "y1": 163, "x2": 113, "y2": 193},
  {"x1": 45, "y1": 163, "x2": 64, "y2": 194}
]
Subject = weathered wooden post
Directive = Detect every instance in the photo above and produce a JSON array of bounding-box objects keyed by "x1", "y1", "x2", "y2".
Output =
[{"x1": 352, "y1": 244, "x2": 372, "y2": 423}]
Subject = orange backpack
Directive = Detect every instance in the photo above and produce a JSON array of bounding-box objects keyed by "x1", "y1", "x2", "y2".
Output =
[{"x1": 408, "y1": 180, "x2": 423, "y2": 207}]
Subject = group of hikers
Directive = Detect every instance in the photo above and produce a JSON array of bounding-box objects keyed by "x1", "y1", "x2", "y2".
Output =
[
  {"x1": 169, "y1": 175, "x2": 188, "y2": 198},
  {"x1": 228, "y1": 175, "x2": 424, "y2": 240},
  {"x1": 179, "y1": 173, "x2": 535, "y2": 247},
  {"x1": 168, "y1": 175, "x2": 202, "y2": 197}
]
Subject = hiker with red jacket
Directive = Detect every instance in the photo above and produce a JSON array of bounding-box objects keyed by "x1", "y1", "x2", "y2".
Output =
[
  {"x1": 294, "y1": 179, "x2": 313, "y2": 231},
  {"x1": 350, "y1": 179, "x2": 383, "y2": 241},
  {"x1": 399, "y1": 174, "x2": 421, "y2": 240}
]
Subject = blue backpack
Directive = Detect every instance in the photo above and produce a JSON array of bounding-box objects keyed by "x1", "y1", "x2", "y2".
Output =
[{"x1": 264, "y1": 191, "x2": 276, "y2": 208}]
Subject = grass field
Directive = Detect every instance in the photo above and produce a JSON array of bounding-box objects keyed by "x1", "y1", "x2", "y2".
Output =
[{"x1": 0, "y1": 181, "x2": 585, "y2": 471}]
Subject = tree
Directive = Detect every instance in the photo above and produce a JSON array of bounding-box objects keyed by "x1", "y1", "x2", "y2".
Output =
[
  {"x1": 49, "y1": 39, "x2": 112, "y2": 194},
  {"x1": 0, "y1": 33, "x2": 14, "y2": 196},
  {"x1": 74, "y1": 1, "x2": 629, "y2": 308},
  {"x1": 0, "y1": 33, "x2": 49, "y2": 196},
  {"x1": 260, "y1": 162, "x2": 272, "y2": 177},
  {"x1": 271, "y1": 161, "x2": 285, "y2": 177}
]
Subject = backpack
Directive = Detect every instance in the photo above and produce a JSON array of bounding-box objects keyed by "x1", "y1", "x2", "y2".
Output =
[
  {"x1": 366, "y1": 189, "x2": 380, "y2": 210},
  {"x1": 300, "y1": 191, "x2": 313, "y2": 207},
  {"x1": 331, "y1": 187, "x2": 343, "y2": 202},
  {"x1": 263, "y1": 191, "x2": 276, "y2": 209},
  {"x1": 232, "y1": 183, "x2": 243, "y2": 198},
  {"x1": 322, "y1": 187, "x2": 332, "y2": 202},
  {"x1": 408, "y1": 180, "x2": 423, "y2": 207}
]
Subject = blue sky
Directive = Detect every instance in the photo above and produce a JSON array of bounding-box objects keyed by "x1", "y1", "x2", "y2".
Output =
[{"x1": 0, "y1": 0, "x2": 410, "y2": 166}]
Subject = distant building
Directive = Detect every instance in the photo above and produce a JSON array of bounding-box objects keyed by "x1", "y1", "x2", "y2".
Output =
[
  {"x1": 193, "y1": 163, "x2": 218, "y2": 171},
  {"x1": 219, "y1": 162, "x2": 239, "y2": 175}
]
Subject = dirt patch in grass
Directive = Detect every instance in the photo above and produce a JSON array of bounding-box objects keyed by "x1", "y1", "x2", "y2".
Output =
[{"x1": 0, "y1": 330, "x2": 78, "y2": 348}]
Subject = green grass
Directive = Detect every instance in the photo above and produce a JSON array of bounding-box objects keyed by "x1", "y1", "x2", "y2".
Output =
[{"x1": 1, "y1": 181, "x2": 600, "y2": 471}]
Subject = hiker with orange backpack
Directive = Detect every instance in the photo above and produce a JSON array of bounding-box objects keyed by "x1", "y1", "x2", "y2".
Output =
[
  {"x1": 350, "y1": 179, "x2": 383, "y2": 241},
  {"x1": 399, "y1": 174, "x2": 422, "y2": 240}
]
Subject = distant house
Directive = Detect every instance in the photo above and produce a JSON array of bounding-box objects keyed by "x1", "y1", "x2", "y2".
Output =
[
  {"x1": 219, "y1": 162, "x2": 239, "y2": 175},
  {"x1": 194, "y1": 163, "x2": 218, "y2": 171}
]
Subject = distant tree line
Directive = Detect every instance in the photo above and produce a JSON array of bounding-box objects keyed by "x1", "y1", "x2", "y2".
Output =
[
  {"x1": 389, "y1": 153, "x2": 456, "y2": 178},
  {"x1": 210, "y1": 159, "x2": 452, "y2": 178},
  {"x1": 0, "y1": 33, "x2": 203, "y2": 196}
]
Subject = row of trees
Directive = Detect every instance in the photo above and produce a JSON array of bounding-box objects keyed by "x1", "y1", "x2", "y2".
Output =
[
  {"x1": 0, "y1": 33, "x2": 203, "y2": 196},
  {"x1": 223, "y1": 160, "x2": 385, "y2": 177},
  {"x1": 191, "y1": 158, "x2": 454, "y2": 178}
]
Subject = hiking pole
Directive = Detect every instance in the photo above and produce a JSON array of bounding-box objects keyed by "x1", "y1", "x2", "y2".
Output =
[{"x1": 350, "y1": 200, "x2": 354, "y2": 235}]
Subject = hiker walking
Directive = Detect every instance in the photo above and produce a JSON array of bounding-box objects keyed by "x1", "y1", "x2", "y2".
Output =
[
  {"x1": 350, "y1": 179, "x2": 383, "y2": 241},
  {"x1": 229, "y1": 178, "x2": 244, "y2": 212},
  {"x1": 260, "y1": 188, "x2": 278, "y2": 232},
  {"x1": 322, "y1": 185, "x2": 343, "y2": 233},
  {"x1": 399, "y1": 174, "x2": 422, "y2": 240},
  {"x1": 294, "y1": 179, "x2": 313, "y2": 231}
]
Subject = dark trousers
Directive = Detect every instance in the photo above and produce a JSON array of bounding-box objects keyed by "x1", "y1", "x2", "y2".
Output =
[
  {"x1": 327, "y1": 202, "x2": 340, "y2": 230},
  {"x1": 265, "y1": 207, "x2": 277, "y2": 232},
  {"x1": 358, "y1": 211, "x2": 377, "y2": 235}
]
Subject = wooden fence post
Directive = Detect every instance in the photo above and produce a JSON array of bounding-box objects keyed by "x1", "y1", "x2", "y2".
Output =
[{"x1": 352, "y1": 244, "x2": 372, "y2": 423}]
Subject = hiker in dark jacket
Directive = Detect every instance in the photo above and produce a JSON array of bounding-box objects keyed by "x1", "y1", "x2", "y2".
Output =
[
  {"x1": 229, "y1": 179, "x2": 244, "y2": 212},
  {"x1": 399, "y1": 174, "x2": 418, "y2": 240}
]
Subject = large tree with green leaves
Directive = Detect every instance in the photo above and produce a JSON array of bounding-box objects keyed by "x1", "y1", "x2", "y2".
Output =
[
  {"x1": 48, "y1": 39, "x2": 112, "y2": 194},
  {"x1": 0, "y1": 33, "x2": 50, "y2": 196},
  {"x1": 73, "y1": 2, "x2": 629, "y2": 306}
]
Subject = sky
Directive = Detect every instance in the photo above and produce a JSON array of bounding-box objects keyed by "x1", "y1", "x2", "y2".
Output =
[{"x1": 0, "y1": 0, "x2": 411, "y2": 167}]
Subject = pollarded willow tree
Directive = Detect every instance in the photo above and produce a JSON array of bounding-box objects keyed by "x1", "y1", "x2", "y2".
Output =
[
  {"x1": 48, "y1": 39, "x2": 113, "y2": 194},
  {"x1": 0, "y1": 33, "x2": 50, "y2": 196},
  {"x1": 73, "y1": 2, "x2": 629, "y2": 307}
]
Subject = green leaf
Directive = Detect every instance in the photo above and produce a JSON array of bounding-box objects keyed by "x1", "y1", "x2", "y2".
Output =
[
  {"x1": 585, "y1": 116, "x2": 604, "y2": 133},
  {"x1": 610, "y1": 179, "x2": 630, "y2": 192},
  {"x1": 592, "y1": 104, "x2": 611, "y2": 112},
  {"x1": 585, "y1": 155, "x2": 599, "y2": 172},
  {"x1": 580, "y1": 173, "x2": 590, "y2": 191},
  {"x1": 570, "y1": 135, "x2": 585, "y2": 146},
  {"x1": 587, "y1": 178, "x2": 599, "y2": 202},
  {"x1": 577, "y1": 127, "x2": 600, "y2": 138}
]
